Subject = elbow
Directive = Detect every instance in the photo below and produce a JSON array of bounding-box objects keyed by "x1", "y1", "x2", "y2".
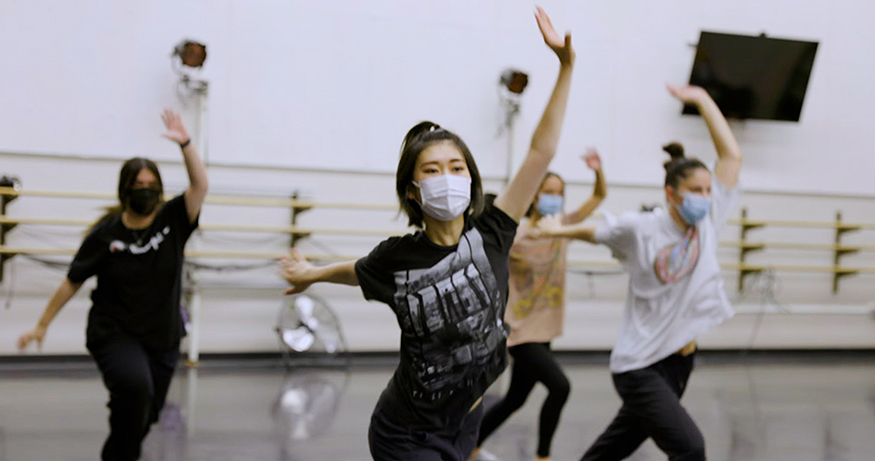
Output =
[{"x1": 196, "y1": 177, "x2": 210, "y2": 195}]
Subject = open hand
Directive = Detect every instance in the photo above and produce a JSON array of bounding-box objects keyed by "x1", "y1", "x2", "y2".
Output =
[
  {"x1": 528, "y1": 213, "x2": 564, "y2": 239},
  {"x1": 17, "y1": 325, "x2": 46, "y2": 352},
  {"x1": 161, "y1": 109, "x2": 191, "y2": 145},
  {"x1": 279, "y1": 248, "x2": 315, "y2": 295},
  {"x1": 666, "y1": 84, "x2": 711, "y2": 105},
  {"x1": 535, "y1": 6, "x2": 574, "y2": 66},
  {"x1": 583, "y1": 148, "x2": 602, "y2": 171}
]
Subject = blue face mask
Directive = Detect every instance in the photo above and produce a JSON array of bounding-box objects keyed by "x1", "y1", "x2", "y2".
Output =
[
  {"x1": 675, "y1": 193, "x2": 711, "y2": 225},
  {"x1": 536, "y1": 193, "x2": 564, "y2": 216}
]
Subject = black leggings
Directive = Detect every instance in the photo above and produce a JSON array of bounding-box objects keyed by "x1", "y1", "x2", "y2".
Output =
[
  {"x1": 580, "y1": 353, "x2": 704, "y2": 461},
  {"x1": 477, "y1": 342, "x2": 570, "y2": 458},
  {"x1": 89, "y1": 335, "x2": 179, "y2": 461}
]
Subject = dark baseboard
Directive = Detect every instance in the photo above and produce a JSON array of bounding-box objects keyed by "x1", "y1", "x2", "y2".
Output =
[{"x1": 3, "y1": 349, "x2": 875, "y2": 375}]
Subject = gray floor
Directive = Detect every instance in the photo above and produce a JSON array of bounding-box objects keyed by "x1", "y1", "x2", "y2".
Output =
[{"x1": 2, "y1": 356, "x2": 875, "y2": 461}]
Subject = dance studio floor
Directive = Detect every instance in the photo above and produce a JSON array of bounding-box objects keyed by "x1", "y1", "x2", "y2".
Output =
[{"x1": 2, "y1": 354, "x2": 875, "y2": 461}]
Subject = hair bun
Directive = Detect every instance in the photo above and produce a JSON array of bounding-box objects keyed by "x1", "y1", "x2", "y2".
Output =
[
  {"x1": 662, "y1": 142, "x2": 685, "y2": 159},
  {"x1": 662, "y1": 142, "x2": 685, "y2": 171}
]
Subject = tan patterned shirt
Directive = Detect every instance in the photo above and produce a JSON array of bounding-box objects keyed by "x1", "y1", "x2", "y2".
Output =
[{"x1": 504, "y1": 216, "x2": 569, "y2": 347}]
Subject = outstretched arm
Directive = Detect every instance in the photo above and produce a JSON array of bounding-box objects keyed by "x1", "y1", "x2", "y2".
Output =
[
  {"x1": 565, "y1": 148, "x2": 606, "y2": 224},
  {"x1": 668, "y1": 85, "x2": 742, "y2": 188},
  {"x1": 161, "y1": 110, "x2": 209, "y2": 223},
  {"x1": 17, "y1": 278, "x2": 84, "y2": 351},
  {"x1": 494, "y1": 7, "x2": 575, "y2": 221},
  {"x1": 529, "y1": 214, "x2": 598, "y2": 243},
  {"x1": 279, "y1": 249, "x2": 359, "y2": 295}
]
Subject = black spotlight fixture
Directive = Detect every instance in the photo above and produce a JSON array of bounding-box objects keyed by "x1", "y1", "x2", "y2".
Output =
[
  {"x1": 173, "y1": 40, "x2": 207, "y2": 68},
  {"x1": 500, "y1": 69, "x2": 529, "y2": 95}
]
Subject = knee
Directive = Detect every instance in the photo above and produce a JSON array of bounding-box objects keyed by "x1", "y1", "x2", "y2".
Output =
[
  {"x1": 677, "y1": 437, "x2": 705, "y2": 461},
  {"x1": 114, "y1": 376, "x2": 154, "y2": 406},
  {"x1": 549, "y1": 376, "x2": 571, "y2": 402},
  {"x1": 502, "y1": 393, "x2": 529, "y2": 412}
]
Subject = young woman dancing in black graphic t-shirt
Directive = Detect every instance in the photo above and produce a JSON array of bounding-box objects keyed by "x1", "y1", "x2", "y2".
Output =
[
  {"x1": 18, "y1": 110, "x2": 208, "y2": 461},
  {"x1": 279, "y1": 8, "x2": 575, "y2": 460}
]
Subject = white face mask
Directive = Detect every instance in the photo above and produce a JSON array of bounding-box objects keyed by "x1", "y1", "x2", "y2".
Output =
[{"x1": 413, "y1": 174, "x2": 472, "y2": 222}]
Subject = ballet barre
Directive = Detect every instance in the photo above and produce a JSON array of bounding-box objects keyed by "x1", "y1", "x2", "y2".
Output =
[{"x1": 4, "y1": 187, "x2": 875, "y2": 295}]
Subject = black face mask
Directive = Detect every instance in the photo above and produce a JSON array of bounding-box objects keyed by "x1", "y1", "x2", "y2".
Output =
[{"x1": 127, "y1": 188, "x2": 161, "y2": 215}]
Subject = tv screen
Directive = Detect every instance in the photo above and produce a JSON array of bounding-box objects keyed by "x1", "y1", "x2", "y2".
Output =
[{"x1": 684, "y1": 31, "x2": 818, "y2": 122}]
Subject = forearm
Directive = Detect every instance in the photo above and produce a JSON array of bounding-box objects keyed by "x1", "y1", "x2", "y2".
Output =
[
  {"x1": 696, "y1": 98, "x2": 742, "y2": 162},
  {"x1": 546, "y1": 224, "x2": 596, "y2": 243},
  {"x1": 530, "y1": 64, "x2": 574, "y2": 158},
  {"x1": 310, "y1": 260, "x2": 359, "y2": 286},
  {"x1": 181, "y1": 143, "x2": 209, "y2": 193},
  {"x1": 36, "y1": 278, "x2": 82, "y2": 329},
  {"x1": 566, "y1": 170, "x2": 606, "y2": 224},
  {"x1": 592, "y1": 169, "x2": 606, "y2": 198}
]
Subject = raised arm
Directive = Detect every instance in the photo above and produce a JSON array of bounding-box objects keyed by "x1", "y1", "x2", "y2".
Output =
[
  {"x1": 564, "y1": 148, "x2": 606, "y2": 225},
  {"x1": 667, "y1": 85, "x2": 742, "y2": 188},
  {"x1": 18, "y1": 278, "x2": 84, "y2": 351},
  {"x1": 279, "y1": 249, "x2": 359, "y2": 295},
  {"x1": 161, "y1": 110, "x2": 209, "y2": 223},
  {"x1": 494, "y1": 7, "x2": 574, "y2": 221}
]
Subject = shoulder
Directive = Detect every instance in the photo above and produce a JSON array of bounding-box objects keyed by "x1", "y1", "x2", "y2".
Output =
[
  {"x1": 361, "y1": 234, "x2": 415, "y2": 263},
  {"x1": 159, "y1": 194, "x2": 187, "y2": 213},
  {"x1": 472, "y1": 203, "x2": 518, "y2": 232},
  {"x1": 86, "y1": 213, "x2": 120, "y2": 240}
]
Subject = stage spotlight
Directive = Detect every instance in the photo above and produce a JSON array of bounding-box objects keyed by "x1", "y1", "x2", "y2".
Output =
[
  {"x1": 500, "y1": 69, "x2": 529, "y2": 95},
  {"x1": 0, "y1": 175, "x2": 21, "y2": 192},
  {"x1": 173, "y1": 40, "x2": 207, "y2": 68}
]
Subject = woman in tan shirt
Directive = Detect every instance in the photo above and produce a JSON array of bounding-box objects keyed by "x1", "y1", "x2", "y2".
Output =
[{"x1": 471, "y1": 150, "x2": 606, "y2": 461}]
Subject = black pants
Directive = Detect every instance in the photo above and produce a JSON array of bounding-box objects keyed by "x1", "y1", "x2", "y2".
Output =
[
  {"x1": 369, "y1": 403, "x2": 483, "y2": 461},
  {"x1": 88, "y1": 335, "x2": 179, "y2": 461},
  {"x1": 477, "y1": 342, "x2": 571, "y2": 458},
  {"x1": 581, "y1": 353, "x2": 704, "y2": 461}
]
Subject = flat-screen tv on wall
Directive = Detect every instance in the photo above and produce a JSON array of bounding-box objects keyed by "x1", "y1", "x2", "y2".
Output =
[{"x1": 684, "y1": 31, "x2": 818, "y2": 122}]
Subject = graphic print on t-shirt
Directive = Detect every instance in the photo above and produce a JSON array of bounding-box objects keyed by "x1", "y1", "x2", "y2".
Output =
[
  {"x1": 653, "y1": 226, "x2": 700, "y2": 284},
  {"x1": 109, "y1": 226, "x2": 171, "y2": 255},
  {"x1": 392, "y1": 228, "x2": 507, "y2": 400}
]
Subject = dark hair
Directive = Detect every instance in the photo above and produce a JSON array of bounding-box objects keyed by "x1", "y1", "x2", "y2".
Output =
[
  {"x1": 662, "y1": 142, "x2": 708, "y2": 189},
  {"x1": 396, "y1": 121, "x2": 484, "y2": 229},
  {"x1": 90, "y1": 157, "x2": 165, "y2": 231},
  {"x1": 525, "y1": 171, "x2": 564, "y2": 217}
]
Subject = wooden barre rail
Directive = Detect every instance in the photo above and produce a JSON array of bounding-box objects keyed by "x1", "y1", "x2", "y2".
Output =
[
  {"x1": 4, "y1": 217, "x2": 874, "y2": 252},
  {"x1": 3, "y1": 246, "x2": 875, "y2": 276},
  {"x1": 4, "y1": 189, "x2": 875, "y2": 293},
  {"x1": 0, "y1": 216, "x2": 403, "y2": 237},
  {"x1": 0, "y1": 186, "x2": 396, "y2": 211},
  {"x1": 4, "y1": 187, "x2": 875, "y2": 229}
]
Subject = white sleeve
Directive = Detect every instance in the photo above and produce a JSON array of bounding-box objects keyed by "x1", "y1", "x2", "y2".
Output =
[
  {"x1": 594, "y1": 211, "x2": 641, "y2": 262},
  {"x1": 710, "y1": 176, "x2": 741, "y2": 234}
]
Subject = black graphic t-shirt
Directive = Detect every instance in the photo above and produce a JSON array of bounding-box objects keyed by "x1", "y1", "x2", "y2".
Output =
[
  {"x1": 355, "y1": 204, "x2": 518, "y2": 432},
  {"x1": 68, "y1": 195, "x2": 198, "y2": 352}
]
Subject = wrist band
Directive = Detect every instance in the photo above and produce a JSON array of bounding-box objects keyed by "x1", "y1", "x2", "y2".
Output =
[{"x1": 179, "y1": 139, "x2": 191, "y2": 149}]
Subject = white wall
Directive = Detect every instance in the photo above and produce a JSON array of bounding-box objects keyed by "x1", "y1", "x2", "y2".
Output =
[
  {"x1": 1, "y1": 0, "x2": 875, "y2": 355},
  {"x1": 1, "y1": 0, "x2": 873, "y2": 193}
]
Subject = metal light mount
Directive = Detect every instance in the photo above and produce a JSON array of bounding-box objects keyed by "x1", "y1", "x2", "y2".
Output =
[
  {"x1": 172, "y1": 39, "x2": 209, "y2": 99},
  {"x1": 498, "y1": 68, "x2": 528, "y2": 133},
  {"x1": 498, "y1": 68, "x2": 528, "y2": 183}
]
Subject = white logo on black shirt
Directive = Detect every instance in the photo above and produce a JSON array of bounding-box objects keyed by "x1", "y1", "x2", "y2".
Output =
[{"x1": 109, "y1": 226, "x2": 171, "y2": 255}]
